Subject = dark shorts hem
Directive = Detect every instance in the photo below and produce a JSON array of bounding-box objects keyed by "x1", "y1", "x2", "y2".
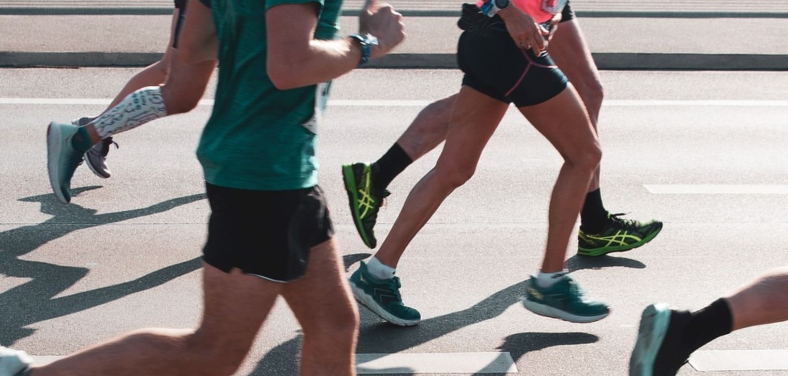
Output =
[
  {"x1": 202, "y1": 183, "x2": 334, "y2": 283},
  {"x1": 560, "y1": 1, "x2": 575, "y2": 23}
]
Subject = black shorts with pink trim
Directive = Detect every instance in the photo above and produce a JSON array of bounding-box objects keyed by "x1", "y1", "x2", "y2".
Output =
[{"x1": 456, "y1": 4, "x2": 568, "y2": 107}]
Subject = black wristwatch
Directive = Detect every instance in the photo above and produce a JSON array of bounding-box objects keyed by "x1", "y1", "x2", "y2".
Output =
[{"x1": 349, "y1": 33, "x2": 379, "y2": 67}]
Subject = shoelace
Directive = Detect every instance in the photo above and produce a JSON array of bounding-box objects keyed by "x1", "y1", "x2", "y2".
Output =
[
  {"x1": 99, "y1": 137, "x2": 119, "y2": 157},
  {"x1": 609, "y1": 212, "x2": 641, "y2": 229},
  {"x1": 387, "y1": 276, "x2": 403, "y2": 301}
]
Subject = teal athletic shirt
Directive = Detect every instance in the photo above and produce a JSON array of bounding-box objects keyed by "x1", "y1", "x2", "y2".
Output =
[{"x1": 196, "y1": 0, "x2": 342, "y2": 190}]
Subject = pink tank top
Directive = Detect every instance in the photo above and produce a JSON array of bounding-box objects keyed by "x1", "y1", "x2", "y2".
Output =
[{"x1": 476, "y1": 0, "x2": 567, "y2": 23}]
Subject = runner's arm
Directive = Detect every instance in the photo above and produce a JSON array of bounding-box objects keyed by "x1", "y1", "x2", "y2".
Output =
[{"x1": 266, "y1": 3, "x2": 363, "y2": 90}]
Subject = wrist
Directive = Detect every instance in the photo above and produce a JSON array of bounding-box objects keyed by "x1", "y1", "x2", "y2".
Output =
[{"x1": 349, "y1": 33, "x2": 378, "y2": 66}]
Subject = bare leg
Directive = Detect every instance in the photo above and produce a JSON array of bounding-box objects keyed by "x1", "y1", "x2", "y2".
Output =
[
  {"x1": 31, "y1": 264, "x2": 280, "y2": 376},
  {"x1": 394, "y1": 94, "x2": 456, "y2": 160},
  {"x1": 519, "y1": 85, "x2": 601, "y2": 272},
  {"x1": 375, "y1": 86, "x2": 508, "y2": 268},
  {"x1": 282, "y1": 238, "x2": 359, "y2": 376},
  {"x1": 549, "y1": 19, "x2": 604, "y2": 191},
  {"x1": 727, "y1": 267, "x2": 788, "y2": 330},
  {"x1": 99, "y1": 9, "x2": 181, "y2": 113},
  {"x1": 83, "y1": 0, "x2": 217, "y2": 144}
]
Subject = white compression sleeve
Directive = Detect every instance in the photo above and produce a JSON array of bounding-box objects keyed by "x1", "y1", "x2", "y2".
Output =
[{"x1": 93, "y1": 86, "x2": 168, "y2": 139}]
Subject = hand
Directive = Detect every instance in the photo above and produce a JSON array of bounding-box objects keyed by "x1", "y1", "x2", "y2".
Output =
[
  {"x1": 497, "y1": 7, "x2": 549, "y2": 55},
  {"x1": 359, "y1": 0, "x2": 406, "y2": 59},
  {"x1": 546, "y1": 12, "x2": 562, "y2": 42}
]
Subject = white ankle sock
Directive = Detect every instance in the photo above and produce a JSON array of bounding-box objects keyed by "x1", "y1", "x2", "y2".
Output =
[
  {"x1": 366, "y1": 257, "x2": 396, "y2": 280},
  {"x1": 536, "y1": 270, "x2": 567, "y2": 288},
  {"x1": 92, "y1": 86, "x2": 168, "y2": 139}
]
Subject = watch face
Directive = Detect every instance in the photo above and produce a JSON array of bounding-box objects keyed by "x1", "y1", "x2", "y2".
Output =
[
  {"x1": 494, "y1": 0, "x2": 509, "y2": 9},
  {"x1": 367, "y1": 34, "x2": 379, "y2": 46}
]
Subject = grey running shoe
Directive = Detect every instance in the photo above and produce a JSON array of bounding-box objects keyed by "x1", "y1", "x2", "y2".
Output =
[
  {"x1": 84, "y1": 137, "x2": 118, "y2": 179},
  {"x1": 0, "y1": 346, "x2": 32, "y2": 376},
  {"x1": 72, "y1": 116, "x2": 117, "y2": 179}
]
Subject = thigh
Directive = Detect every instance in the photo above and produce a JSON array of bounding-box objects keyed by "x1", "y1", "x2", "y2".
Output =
[
  {"x1": 197, "y1": 263, "x2": 282, "y2": 354},
  {"x1": 436, "y1": 85, "x2": 509, "y2": 171},
  {"x1": 548, "y1": 20, "x2": 602, "y2": 98},
  {"x1": 518, "y1": 85, "x2": 598, "y2": 158},
  {"x1": 175, "y1": 0, "x2": 218, "y2": 64},
  {"x1": 280, "y1": 238, "x2": 356, "y2": 331}
]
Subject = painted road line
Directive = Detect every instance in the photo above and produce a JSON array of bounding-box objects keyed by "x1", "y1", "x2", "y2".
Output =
[
  {"x1": 33, "y1": 353, "x2": 517, "y2": 373},
  {"x1": 2, "y1": 98, "x2": 788, "y2": 107},
  {"x1": 356, "y1": 352, "x2": 517, "y2": 374},
  {"x1": 645, "y1": 184, "x2": 788, "y2": 195},
  {"x1": 690, "y1": 350, "x2": 788, "y2": 371}
]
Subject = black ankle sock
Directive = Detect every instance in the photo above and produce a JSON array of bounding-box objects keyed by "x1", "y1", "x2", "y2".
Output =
[
  {"x1": 70, "y1": 126, "x2": 94, "y2": 153},
  {"x1": 682, "y1": 298, "x2": 733, "y2": 354},
  {"x1": 371, "y1": 143, "x2": 413, "y2": 190},
  {"x1": 580, "y1": 188, "x2": 608, "y2": 233}
]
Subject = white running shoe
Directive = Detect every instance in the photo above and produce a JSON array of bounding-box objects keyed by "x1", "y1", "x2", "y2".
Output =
[{"x1": 0, "y1": 346, "x2": 32, "y2": 376}]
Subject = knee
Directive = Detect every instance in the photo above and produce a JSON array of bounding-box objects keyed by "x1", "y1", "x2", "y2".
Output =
[
  {"x1": 577, "y1": 80, "x2": 604, "y2": 112},
  {"x1": 163, "y1": 88, "x2": 202, "y2": 115},
  {"x1": 302, "y1": 302, "x2": 359, "y2": 344},
  {"x1": 436, "y1": 163, "x2": 476, "y2": 190},
  {"x1": 184, "y1": 331, "x2": 248, "y2": 376},
  {"x1": 568, "y1": 143, "x2": 602, "y2": 173}
]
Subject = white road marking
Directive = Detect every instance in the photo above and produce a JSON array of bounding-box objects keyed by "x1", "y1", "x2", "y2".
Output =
[
  {"x1": 356, "y1": 352, "x2": 517, "y2": 374},
  {"x1": 31, "y1": 353, "x2": 517, "y2": 373},
  {"x1": 645, "y1": 184, "x2": 788, "y2": 195},
  {"x1": 1, "y1": 98, "x2": 788, "y2": 107},
  {"x1": 690, "y1": 350, "x2": 788, "y2": 371}
]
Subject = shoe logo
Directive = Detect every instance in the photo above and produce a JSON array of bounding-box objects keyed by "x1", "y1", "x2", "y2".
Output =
[
  {"x1": 586, "y1": 230, "x2": 642, "y2": 247},
  {"x1": 527, "y1": 287, "x2": 544, "y2": 300},
  {"x1": 373, "y1": 288, "x2": 399, "y2": 308},
  {"x1": 357, "y1": 172, "x2": 377, "y2": 219}
]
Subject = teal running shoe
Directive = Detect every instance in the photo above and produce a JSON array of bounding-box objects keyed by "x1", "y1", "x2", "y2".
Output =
[
  {"x1": 349, "y1": 261, "x2": 420, "y2": 326},
  {"x1": 0, "y1": 346, "x2": 32, "y2": 376},
  {"x1": 47, "y1": 122, "x2": 85, "y2": 204},
  {"x1": 522, "y1": 273, "x2": 610, "y2": 323},
  {"x1": 342, "y1": 163, "x2": 389, "y2": 249},
  {"x1": 630, "y1": 304, "x2": 692, "y2": 376}
]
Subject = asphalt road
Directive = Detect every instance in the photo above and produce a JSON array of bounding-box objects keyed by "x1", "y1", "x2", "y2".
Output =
[{"x1": 1, "y1": 69, "x2": 787, "y2": 375}]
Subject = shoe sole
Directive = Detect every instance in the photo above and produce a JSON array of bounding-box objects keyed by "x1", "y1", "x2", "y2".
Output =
[
  {"x1": 522, "y1": 298, "x2": 610, "y2": 323},
  {"x1": 349, "y1": 280, "x2": 419, "y2": 327},
  {"x1": 84, "y1": 151, "x2": 111, "y2": 179},
  {"x1": 629, "y1": 303, "x2": 672, "y2": 376},
  {"x1": 342, "y1": 165, "x2": 375, "y2": 249},
  {"x1": 578, "y1": 223, "x2": 664, "y2": 257},
  {"x1": 46, "y1": 122, "x2": 70, "y2": 204}
]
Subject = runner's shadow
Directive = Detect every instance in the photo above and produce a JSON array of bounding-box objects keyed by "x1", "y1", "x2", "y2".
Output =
[
  {"x1": 565, "y1": 254, "x2": 646, "y2": 272},
  {"x1": 249, "y1": 279, "x2": 528, "y2": 375},
  {"x1": 0, "y1": 190, "x2": 205, "y2": 344},
  {"x1": 471, "y1": 332, "x2": 599, "y2": 376}
]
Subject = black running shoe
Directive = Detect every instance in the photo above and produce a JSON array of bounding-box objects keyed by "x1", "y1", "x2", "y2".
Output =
[{"x1": 578, "y1": 213, "x2": 663, "y2": 256}]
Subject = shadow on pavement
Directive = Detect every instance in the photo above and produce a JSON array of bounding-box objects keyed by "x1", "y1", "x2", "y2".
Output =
[
  {"x1": 0, "y1": 190, "x2": 205, "y2": 344},
  {"x1": 249, "y1": 277, "x2": 530, "y2": 375},
  {"x1": 566, "y1": 254, "x2": 646, "y2": 272}
]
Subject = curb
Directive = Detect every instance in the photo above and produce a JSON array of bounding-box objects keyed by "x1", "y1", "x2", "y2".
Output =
[
  {"x1": 2, "y1": 52, "x2": 788, "y2": 70},
  {"x1": 1, "y1": 7, "x2": 787, "y2": 18}
]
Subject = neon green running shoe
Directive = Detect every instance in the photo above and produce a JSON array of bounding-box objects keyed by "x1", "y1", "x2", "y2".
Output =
[
  {"x1": 342, "y1": 163, "x2": 389, "y2": 249},
  {"x1": 578, "y1": 213, "x2": 663, "y2": 257},
  {"x1": 46, "y1": 122, "x2": 86, "y2": 204},
  {"x1": 349, "y1": 262, "x2": 420, "y2": 326}
]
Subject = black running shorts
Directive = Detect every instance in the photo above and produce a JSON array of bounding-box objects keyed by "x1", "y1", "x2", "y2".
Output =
[
  {"x1": 202, "y1": 183, "x2": 335, "y2": 282},
  {"x1": 456, "y1": 4, "x2": 568, "y2": 107},
  {"x1": 560, "y1": 1, "x2": 575, "y2": 23},
  {"x1": 174, "y1": 0, "x2": 186, "y2": 9}
]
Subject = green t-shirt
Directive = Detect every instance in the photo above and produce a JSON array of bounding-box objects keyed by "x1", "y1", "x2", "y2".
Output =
[{"x1": 196, "y1": 0, "x2": 342, "y2": 190}]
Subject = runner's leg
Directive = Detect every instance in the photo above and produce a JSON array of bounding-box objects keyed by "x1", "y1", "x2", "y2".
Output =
[
  {"x1": 29, "y1": 264, "x2": 280, "y2": 376},
  {"x1": 282, "y1": 238, "x2": 359, "y2": 376}
]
